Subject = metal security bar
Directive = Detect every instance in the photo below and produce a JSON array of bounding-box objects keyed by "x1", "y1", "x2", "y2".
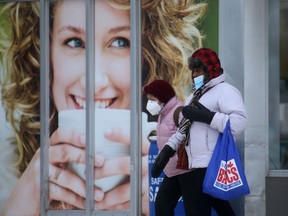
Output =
[
  {"x1": 0, "y1": 0, "x2": 142, "y2": 214},
  {"x1": 130, "y1": 0, "x2": 142, "y2": 215},
  {"x1": 40, "y1": 0, "x2": 50, "y2": 215},
  {"x1": 38, "y1": 0, "x2": 142, "y2": 215},
  {"x1": 85, "y1": 0, "x2": 96, "y2": 215}
]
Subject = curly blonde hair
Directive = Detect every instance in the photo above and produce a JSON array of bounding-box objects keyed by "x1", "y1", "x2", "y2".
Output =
[
  {"x1": 0, "y1": 0, "x2": 206, "y2": 173},
  {"x1": 141, "y1": 0, "x2": 207, "y2": 99},
  {"x1": 0, "y1": 2, "x2": 41, "y2": 174}
]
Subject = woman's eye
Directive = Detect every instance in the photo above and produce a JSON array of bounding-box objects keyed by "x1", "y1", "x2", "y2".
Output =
[
  {"x1": 65, "y1": 38, "x2": 85, "y2": 48},
  {"x1": 110, "y1": 37, "x2": 130, "y2": 48}
]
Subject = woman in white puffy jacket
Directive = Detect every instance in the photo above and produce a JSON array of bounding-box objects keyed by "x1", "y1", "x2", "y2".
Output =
[{"x1": 153, "y1": 48, "x2": 247, "y2": 216}]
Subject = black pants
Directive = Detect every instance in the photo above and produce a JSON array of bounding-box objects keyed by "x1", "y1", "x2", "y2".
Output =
[
  {"x1": 155, "y1": 168, "x2": 235, "y2": 216},
  {"x1": 155, "y1": 173, "x2": 183, "y2": 216}
]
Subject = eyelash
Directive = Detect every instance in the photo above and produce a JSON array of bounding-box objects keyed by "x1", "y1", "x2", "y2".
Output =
[
  {"x1": 64, "y1": 38, "x2": 85, "y2": 49},
  {"x1": 64, "y1": 37, "x2": 130, "y2": 49},
  {"x1": 110, "y1": 37, "x2": 130, "y2": 48}
]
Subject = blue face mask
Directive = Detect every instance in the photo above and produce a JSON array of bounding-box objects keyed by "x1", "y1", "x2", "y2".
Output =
[{"x1": 193, "y1": 75, "x2": 205, "y2": 90}]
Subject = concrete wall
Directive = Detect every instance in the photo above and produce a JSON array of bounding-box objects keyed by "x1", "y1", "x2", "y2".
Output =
[{"x1": 219, "y1": 0, "x2": 269, "y2": 215}]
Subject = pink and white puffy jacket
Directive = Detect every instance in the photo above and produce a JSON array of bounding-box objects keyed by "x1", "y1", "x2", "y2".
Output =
[{"x1": 156, "y1": 96, "x2": 191, "y2": 177}]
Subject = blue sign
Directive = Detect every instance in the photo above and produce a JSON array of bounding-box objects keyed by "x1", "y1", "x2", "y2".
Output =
[{"x1": 148, "y1": 139, "x2": 185, "y2": 216}]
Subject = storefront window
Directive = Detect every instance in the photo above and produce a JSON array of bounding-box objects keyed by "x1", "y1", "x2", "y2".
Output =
[
  {"x1": 269, "y1": 0, "x2": 288, "y2": 170},
  {"x1": 280, "y1": 0, "x2": 288, "y2": 169}
]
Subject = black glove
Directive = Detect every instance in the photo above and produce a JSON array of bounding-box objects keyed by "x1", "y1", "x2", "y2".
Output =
[
  {"x1": 151, "y1": 145, "x2": 176, "y2": 178},
  {"x1": 182, "y1": 101, "x2": 215, "y2": 124}
]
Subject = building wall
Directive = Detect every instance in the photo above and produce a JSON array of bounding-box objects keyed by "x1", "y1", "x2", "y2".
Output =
[{"x1": 219, "y1": 0, "x2": 269, "y2": 215}]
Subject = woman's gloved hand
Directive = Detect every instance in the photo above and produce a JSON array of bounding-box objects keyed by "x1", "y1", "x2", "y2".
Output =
[
  {"x1": 151, "y1": 145, "x2": 176, "y2": 178},
  {"x1": 182, "y1": 101, "x2": 215, "y2": 124}
]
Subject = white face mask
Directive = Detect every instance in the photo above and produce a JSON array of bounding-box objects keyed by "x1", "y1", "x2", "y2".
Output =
[
  {"x1": 146, "y1": 100, "x2": 162, "y2": 116},
  {"x1": 193, "y1": 75, "x2": 205, "y2": 90}
]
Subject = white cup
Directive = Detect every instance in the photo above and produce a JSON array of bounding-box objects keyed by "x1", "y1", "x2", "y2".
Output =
[{"x1": 58, "y1": 109, "x2": 148, "y2": 192}]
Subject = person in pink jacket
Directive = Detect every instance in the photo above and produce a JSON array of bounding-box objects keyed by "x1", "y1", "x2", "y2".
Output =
[
  {"x1": 152, "y1": 48, "x2": 248, "y2": 216},
  {"x1": 144, "y1": 80, "x2": 193, "y2": 216}
]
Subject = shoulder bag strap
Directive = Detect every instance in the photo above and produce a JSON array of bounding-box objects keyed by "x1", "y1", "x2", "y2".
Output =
[{"x1": 173, "y1": 106, "x2": 184, "y2": 127}]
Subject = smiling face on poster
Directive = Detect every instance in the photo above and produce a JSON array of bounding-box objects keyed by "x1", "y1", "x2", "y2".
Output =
[
  {"x1": 0, "y1": 0, "x2": 214, "y2": 215},
  {"x1": 51, "y1": 0, "x2": 131, "y2": 111}
]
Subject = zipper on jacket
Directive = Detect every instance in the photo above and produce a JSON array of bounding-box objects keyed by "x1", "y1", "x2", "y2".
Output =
[{"x1": 205, "y1": 126, "x2": 209, "y2": 151}]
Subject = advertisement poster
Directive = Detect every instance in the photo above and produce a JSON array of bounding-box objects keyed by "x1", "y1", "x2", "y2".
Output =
[{"x1": 0, "y1": 0, "x2": 217, "y2": 215}]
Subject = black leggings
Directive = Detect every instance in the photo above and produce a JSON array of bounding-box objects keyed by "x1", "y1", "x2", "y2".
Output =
[{"x1": 155, "y1": 169, "x2": 235, "y2": 216}]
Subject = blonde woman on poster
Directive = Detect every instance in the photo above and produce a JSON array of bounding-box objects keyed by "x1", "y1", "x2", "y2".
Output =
[{"x1": 0, "y1": 0, "x2": 206, "y2": 215}]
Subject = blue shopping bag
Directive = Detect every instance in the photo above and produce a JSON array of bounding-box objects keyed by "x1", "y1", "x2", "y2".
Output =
[{"x1": 203, "y1": 120, "x2": 250, "y2": 200}]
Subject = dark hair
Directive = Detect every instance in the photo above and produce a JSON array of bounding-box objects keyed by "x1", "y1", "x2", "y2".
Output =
[
  {"x1": 143, "y1": 79, "x2": 175, "y2": 104},
  {"x1": 188, "y1": 57, "x2": 209, "y2": 74},
  {"x1": 188, "y1": 57, "x2": 210, "y2": 83}
]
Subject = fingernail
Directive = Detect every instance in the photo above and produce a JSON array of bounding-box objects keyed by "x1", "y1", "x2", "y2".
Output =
[
  {"x1": 95, "y1": 190, "x2": 104, "y2": 201},
  {"x1": 95, "y1": 155, "x2": 104, "y2": 166}
]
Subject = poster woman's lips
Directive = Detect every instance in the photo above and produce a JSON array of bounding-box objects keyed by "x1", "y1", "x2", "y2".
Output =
[{"x1": 74, "y1": 96, "x2": 115, "y2": 108}]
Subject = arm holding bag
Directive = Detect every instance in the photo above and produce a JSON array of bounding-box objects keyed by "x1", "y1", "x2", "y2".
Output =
[{"x1": 203, "y1": 120, "x2": 250, "y2": 200}]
